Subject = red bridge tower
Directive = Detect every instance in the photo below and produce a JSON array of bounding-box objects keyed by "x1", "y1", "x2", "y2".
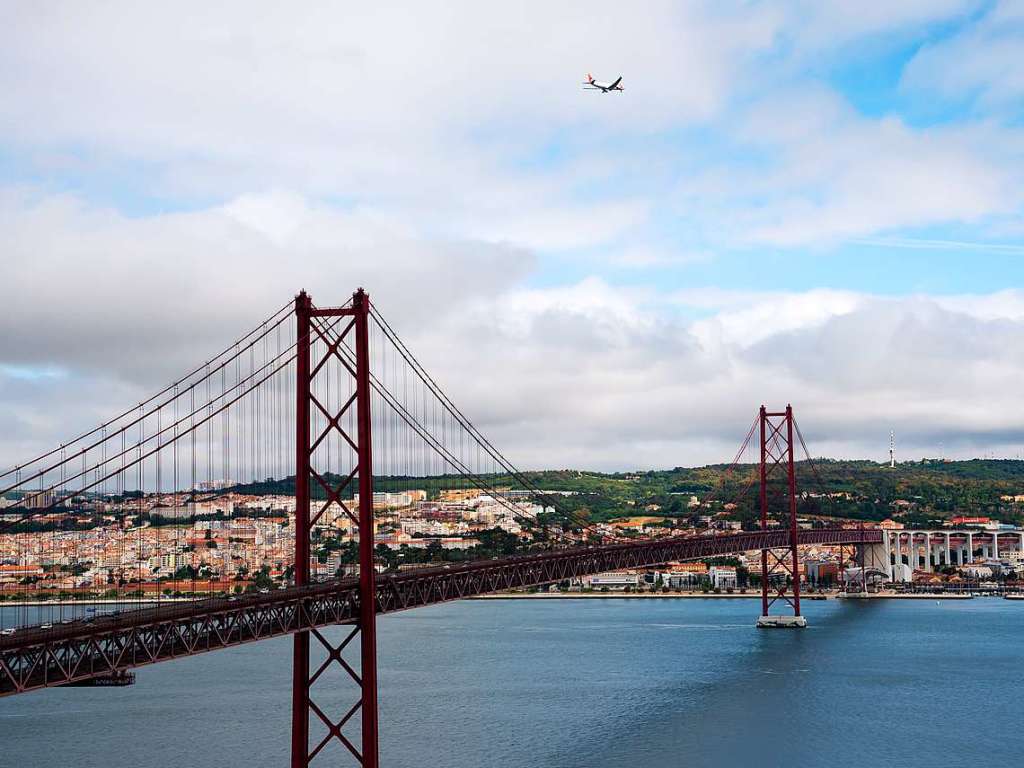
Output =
[
  {"x1": 756, "y1": 405, "x2": 807, "y2": 629},
  {"x1": 292, "y1": 289, "x2": 380, "y2": 766}
]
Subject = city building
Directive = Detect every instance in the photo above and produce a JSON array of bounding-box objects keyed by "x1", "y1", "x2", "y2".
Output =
[
  {"x1": 588, "y1": 571, "x2": 640, "y2": 591},
  {"x1": 708, "y1": 566, "x2": 737, "y2": 589}
]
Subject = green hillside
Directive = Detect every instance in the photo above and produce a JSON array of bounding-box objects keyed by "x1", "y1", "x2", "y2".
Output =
[{"x1": 232, "y1": 459, "x2": 1024, "y2": 530}]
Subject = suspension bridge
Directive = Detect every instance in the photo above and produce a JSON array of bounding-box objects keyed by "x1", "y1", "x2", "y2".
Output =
[{"x1": 0, "y1": 289, "x2": 881, "y2": 766}]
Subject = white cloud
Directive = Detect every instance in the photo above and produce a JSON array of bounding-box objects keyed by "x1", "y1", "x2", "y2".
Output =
[
  {"x1": 902, "y1": 0, "x2": 1024, "y2": 109},
  {"x1": 0, "y1": 188, "x2": 533, "y2": 382},
  {"x1": 0, "y1": 3, "x2": 780, "y2": 193},
  {"x1": 0, "y1": 2, "x2": 1016, "y2": 258},
  {"x1": 5, "y1": 190, "x2": 1024, "y2": 471},
  {"x1": 428, "y1": 283, "x2": 1024, "y2": 469},
  {"x1": 779, "y1": 0, "x2": 980, "y2": 49},
  {"x1": 676, "y1": 89, "x2": 1022, "y2": 247},
  {"x1": 2, "y1": 3, "x2": 1024, "y2": 472},
  {"x1": 853, "y1": 236, "x2": 1024, "y2": 255},
  {"x1": 686, "y1": 289, "x2": 864, "y2": 348}
]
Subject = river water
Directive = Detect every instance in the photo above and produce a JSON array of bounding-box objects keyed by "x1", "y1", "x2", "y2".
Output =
[{"x1": 1, "y1": 597, "x2": 1022, "y2": 767}]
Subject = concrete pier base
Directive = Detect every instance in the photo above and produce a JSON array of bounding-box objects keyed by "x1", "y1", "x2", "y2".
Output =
[{"x1": 756, "y1": 615, "x2": 807, "y2": 629}]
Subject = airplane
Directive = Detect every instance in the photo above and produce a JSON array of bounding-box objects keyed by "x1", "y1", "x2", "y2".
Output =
[{"x1": 582, "y1": 73, "x2": 624, "y2": 93}]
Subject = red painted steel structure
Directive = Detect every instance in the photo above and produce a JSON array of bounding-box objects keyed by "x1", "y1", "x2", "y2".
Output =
[
  {"x1": 758, "y1": 405, "x2": 802, "y2": 618},
  {"x1": 292, "y1": 289, "x2": 379, "y2": 768}
]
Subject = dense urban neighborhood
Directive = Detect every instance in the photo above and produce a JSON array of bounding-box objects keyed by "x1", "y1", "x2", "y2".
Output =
[{"x1": 6, "y1": 459, "x2": 1024, "y2": 601}]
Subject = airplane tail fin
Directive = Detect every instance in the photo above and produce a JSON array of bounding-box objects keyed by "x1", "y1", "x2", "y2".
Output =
[{"x1": 586, "y1": 73, "x2": 594, "y2": 83}]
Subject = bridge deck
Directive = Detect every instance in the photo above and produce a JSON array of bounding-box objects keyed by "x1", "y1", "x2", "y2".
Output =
[{"x1": 0, "y1": 528, "x2": 880, "y2": 697}]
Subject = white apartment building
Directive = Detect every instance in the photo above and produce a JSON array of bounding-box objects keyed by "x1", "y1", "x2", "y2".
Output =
[
  {"x1": 588, "y1": 572, "x2": 640, "y2": 590},
  {"x1": 708, "y1": 566, "x2": 738, "y2": 589}
]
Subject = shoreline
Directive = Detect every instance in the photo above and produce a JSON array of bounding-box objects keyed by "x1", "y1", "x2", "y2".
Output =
[
  {"x1": 0, "y1": 598, "x2": 195, "y2": 607},
  {"x1": 1, "y1": 591, "x2": 1005, "y2": 608},
  {"x1": 470, "y1": 591, "x2": 980, "y2": 601},
  {"x1": 472, "y1": 592, "x2": 796, "y2": 600}
]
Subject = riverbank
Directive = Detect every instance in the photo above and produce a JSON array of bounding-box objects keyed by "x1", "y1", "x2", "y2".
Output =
[
  {"x1": 2, "y1": 591, "x2": 1008, "y2": 608},
  {"x1": 838, "y1": 592, "x2": 974, "y2": 600},
  {"x1": 472, "y1": 592, "x2": 816, "y2": 601},
  {"x1": 0, "y1": 598, "x2": 193, "y2": 607},
  {"x1": 470, "y1": 591, "x2": 982, "y2": 601}
]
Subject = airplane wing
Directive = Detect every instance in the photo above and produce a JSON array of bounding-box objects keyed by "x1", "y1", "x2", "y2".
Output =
[{"x1": 609, "y1": 76, "x2": 622, "y2": 90}]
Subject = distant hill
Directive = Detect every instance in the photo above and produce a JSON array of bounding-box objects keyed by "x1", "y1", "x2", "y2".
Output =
[{"x1": 229, "y1": 459, "x2": 1024, "y2": 528}]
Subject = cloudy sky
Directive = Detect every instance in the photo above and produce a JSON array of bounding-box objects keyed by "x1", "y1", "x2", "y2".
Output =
[{"x1": 2, "y1": 1, "x2": 1024, "y2": 471}]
